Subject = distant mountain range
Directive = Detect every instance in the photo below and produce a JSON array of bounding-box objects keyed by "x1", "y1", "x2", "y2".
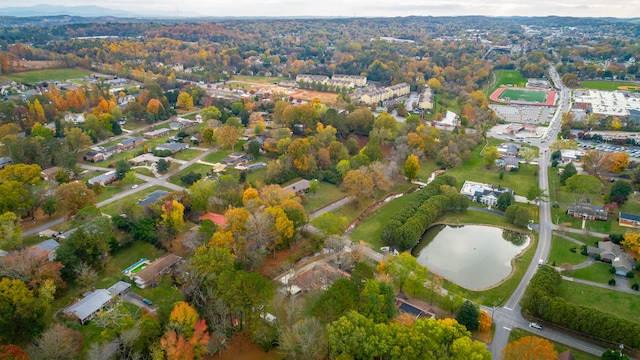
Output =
[{"x1": 0, "y1": 5, "x2": 143, "y2": 18}]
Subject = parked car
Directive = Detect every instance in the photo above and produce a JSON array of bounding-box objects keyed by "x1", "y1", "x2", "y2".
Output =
[
  {"x1": 142, "y1": 298, "x2": 153, "y2": 306},
  {"x1": 529, "y1": 322, "x2": 543, "y2": 330},
  {"x1": 131, "y1": 184, "x2": 139, "y2": 189}
]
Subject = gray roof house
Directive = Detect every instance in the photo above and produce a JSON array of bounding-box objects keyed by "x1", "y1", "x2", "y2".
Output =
[
  {"x1": 586, "y1": 241, "x2": 634, "y2": 275},
  {"x1": 107, "y1": 281, "x2": 132, "y2": 296},
  {"x1": 155, "y1": 143, "x2": 189, "y2": 153},
  {"x1": 138, "y1": 190, "x2": 169, "y2": 206},
  {"x1": 63, "y1": 289, "x2": 114, "y2": 324},
  {"x1": 31, "y1": 239, "x2": 60, "y2": 261},
  {"x1": 87, "y1": 171, "x2": 118, "y2": 186},
  {"x1": 283, "y1": 179, "x2": 310, "y2": 195}
]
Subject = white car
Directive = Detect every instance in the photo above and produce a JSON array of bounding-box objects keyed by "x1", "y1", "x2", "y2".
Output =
[
  {"x1": 538, "y1": 259, "x2": 544, "y2": 266},
  {"x1": 131, "y1": 184, "x2": 139, "y2": 189},
  {"x1": 529, "y1": 322, "x2": 543, "y2": 330}
]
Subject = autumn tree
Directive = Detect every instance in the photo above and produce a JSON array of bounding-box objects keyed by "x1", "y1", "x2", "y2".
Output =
[
  {"x1": 0, "y1": 345, "x2": 29, "y2": 360},
  {"x1": 342, "y1": 169, "x2": 374, "y2": 204},
  {"x1": 201, "y1": 106, "x2": 221, "y2": 120},
  {"x1": 0, "y1": 249, "x2": 64, "y2": 289},
  {"x1": 478, "y1": 310, "x2": 492, "y2": 331},
  {"x1": 27, "y1": 323, "x2": 83, "y2": 360},
  {"x1": 607, "y1": 152, "x2": 629, "y2": 174},
  {"x1": 483, "y1": 146, "x2": 500, "y2": 168},
  {"x1": 177, "y1": 92, "x2": 194, "y2": 109},
  {"x1": 404, "y1": 154, "x2": 420, "y2": 182},
  {"x1": 379, "y1": 253, "x2": 428, "y2": 295},
  {"x1": 502, "y1": 336, "x2": 557, "y2": 360},
  {"x1": 311, "y1": 213, "x2": 348, "y2": 235},
  {"x1": 189, "y1": 178, "x2": 216, "y2": 212},
  {"x1": 54, "y1": 181, "x2": 96, "y2": 216},
  {"x1": 622, "y1": 232, "x2": 640, "y2": 254},
  {"x1": 0, "y1": 278, "x2": 49, "y2": 342},
  {"x1": 161, "y1": 200, "x2": 185, "y2": 237},
  {"x1": 216, "y1": 125, "x2": 242, "y2": 151},
  {"x1": 0, "y1": 212, "x2": 21, "y2": 250},
  {"x1": 0, "y1": 164, "x2": 42, "y2": 185},
  {"x1": 265, "y1": 206, "x2": 295, "y2": 254}
]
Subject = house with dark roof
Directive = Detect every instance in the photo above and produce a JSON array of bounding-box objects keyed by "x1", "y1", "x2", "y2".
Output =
[
  {"x1": 132, "y1": 254, "x2": 182, "y2": 288},
  {"x1": 155, "y1": 143, "x2": 189, "y2": 153},
  {"x1": 30, "y1": 239, "x2": 59, "y2": 261},
  {"x1": 84, "y1": 151, "x2": 106, "y2": 163},
  {"x1": 497, "y1": 143, "x2": 521, "y2": 157},
  {"x1": 586, "y1": 241, "x2": 634, "y2": 275},
  {"x1": 118, "y1": 136, "x2": 144, "y2": 150},
  {"x1": 87, "y1": 171, "x2": 118, "y2": 186},
  {"x1": 496, "y1": 157, "x2": 520, "y2": 171},
  {"x1": 619, "y1": 212, "x2": 640, "y2": 228},
  {"x1": 107, "y1": 281, "x2": 131, "y2": 297},
  {"x1": 567, "y1": 205, "x2": 608, "y2": 221},
  {"x1": 63, "y1": 289, "x2": 114, "y2": 324},
  {"x1": 138, "y1": 190, "x2": 169, "y2": 206}
]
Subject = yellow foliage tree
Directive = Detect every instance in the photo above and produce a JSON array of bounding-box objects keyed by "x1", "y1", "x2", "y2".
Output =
[
  {"x1": 168, "y1": 301, "x2": 199, "y2": 338},
  {"x1": 161, "y1": 200, "x2": 185, "y2": 235},
  {"x1": 622, "y1": 232, "x2": 640, "y2": 253},
  {"x1": 208, "y1": 230, "x2": 234, "y2": 249},
  {"x1": 242, "y1": 187, "x2": 260, "y2": 205},
  {"x1": 177, "y1": 92, "x2": 194, "y2": 109},
  {"x1": 265, "y1": 206, "x2": 294, "y2": 254},
  {"x1": 224, "y1": 207, "x2": 249, "y2": 235}
]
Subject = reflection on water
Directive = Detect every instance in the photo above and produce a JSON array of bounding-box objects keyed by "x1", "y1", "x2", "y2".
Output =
[{"x1": 412, "y1": 225, "x2": 530, "y2": 290}]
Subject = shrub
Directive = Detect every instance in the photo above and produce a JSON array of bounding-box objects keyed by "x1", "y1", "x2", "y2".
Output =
[
  {"x1": 632, "y1": 283, "x2": 639, "y2": 291},
  {"x1": 608, "y1": 279, "x2": 616, "y2": 286},
  {"x1": 609, "y1": 233, "x2": 624, "y2": 244},
  {"x1": 569, "y1": 247, "x2": 577, "y2": 253},
  {"x1": 580, "y1": 245, "x2": 588, "y2": 256},
  {"x1": 626, "y1": 271, "x2": 635, "y2": 279}
]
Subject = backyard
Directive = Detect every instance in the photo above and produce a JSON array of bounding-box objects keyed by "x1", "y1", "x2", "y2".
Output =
[
  {"x1": 563, "y1": 262, "x2": 616, "y2": 284},
  {"x1": 169, "y1": 163, "x2": 213, "y2": 186},
  {"x1": 202, "y1": 149, "x2": 233, "y2": 164},
  {"x1": 548, "y1": 235, "x2": 588, "y2": 266},
  {"x1": 172, "y1": 148, "x2": 204, "y2": 161},
  {"x1": 100, "y1": 185, "x2": 174, "y2": 216},
  {"x1": 303, "y1": 181, "x2": 347, "y2": 214}
]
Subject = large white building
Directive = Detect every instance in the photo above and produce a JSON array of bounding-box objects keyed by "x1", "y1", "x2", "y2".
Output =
[{"x1": 573, "y1": 90, "x2": 640, "y2": 118}]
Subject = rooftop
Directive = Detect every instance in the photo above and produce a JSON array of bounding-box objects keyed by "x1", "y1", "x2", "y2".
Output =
[
  {"x1": 63, "y1": 289, "x2": 113, "y2": 322},
  {"x1": 138, "y1": 190, "x2": 169, "y2": 206}
]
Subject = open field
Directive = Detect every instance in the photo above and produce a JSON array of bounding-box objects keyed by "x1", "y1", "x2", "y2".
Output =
[
  {"x1": 580, "y1": 81, "x2": 639, "y2": 91},
  {"x1": 0, "y1": 68, "x2": 91, "y2": 83},
  {"x1": 172, "y1": 148, "x2": 203, "y2": 161},
  {"x1": 508, "y1": 328, "x2": 600, "y2": 360},
  {"x1": 564, "y1": 262, "x2": 615, "y2": 284},
  {"x1": 499, "y1": 88, "x2": 548, "y2": 103},
  {"x1": 133, "y1": 167, "x2": 155, "y2": 177},
  {"x1": 549, "y1": 236, "x2": 587, "y2": 266},
  {"x1": 202, "y1": 149, "x2": 232, "y2": 163},
  {"x1": 487, "y1": 70, "x2": 527, "y2": 95},
  {"x1": 303, "y1": 182, "x2": 347, "y2": 214},
  {"x1": 557, "y1": 280, "x2": 640, "y2": 321}
]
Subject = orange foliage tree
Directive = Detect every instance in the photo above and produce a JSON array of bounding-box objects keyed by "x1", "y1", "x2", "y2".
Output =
[
  {"x1": 502, "y1": 336, "x2": 557, "y2": 360},
  {"x1": 478, "y1": 310, "x2": 492, "y2": 331}
]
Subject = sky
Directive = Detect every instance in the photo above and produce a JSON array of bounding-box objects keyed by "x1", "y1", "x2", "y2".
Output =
[{"x1": 2, "y1": 0, "x2": 639, "y2": 18}]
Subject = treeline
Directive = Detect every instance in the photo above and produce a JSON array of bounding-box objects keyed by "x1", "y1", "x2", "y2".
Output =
[
  {"x1": 381, "y1": 175, "x2": 468, "y2": 251},
  {"x1": 522, "y1": 266, "x2": 640, "y2": 349}
]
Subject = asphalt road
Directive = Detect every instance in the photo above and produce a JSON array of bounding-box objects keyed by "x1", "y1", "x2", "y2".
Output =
[{"x1": 488, "y1": 66, "x2": 606, "y2": 359}]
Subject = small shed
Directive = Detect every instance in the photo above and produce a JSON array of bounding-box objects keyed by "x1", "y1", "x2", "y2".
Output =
[{"x1": 108, "y1": 281, "x2": 132, "y2": 297}]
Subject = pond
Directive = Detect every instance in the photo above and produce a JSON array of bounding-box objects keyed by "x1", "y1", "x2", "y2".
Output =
[{"x1": 412, "y1": 224, "x2": 530, "y2": 290}]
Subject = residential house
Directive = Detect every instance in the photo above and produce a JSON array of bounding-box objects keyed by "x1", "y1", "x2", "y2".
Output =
[
  {"x1": 138, "y1": 190, "x2": 169, "y2": 206},
  {"x1": 284, "y1": 179, "x2": 310, "y2": 195},
  {"x1": 64, "y1": 113, "x2": 85, "y2": 125},
  {"x1": 567, "y1": 205, "x2": 608, "y2": 221},
  {"x1": 143, "y1": 128, "x2": 170, "y2": 139},
  {"x1": 132, "y1": 254, "x2": 182, "y2": 288},
  {"x1": 129, "y1": 153, "x2": 163, "y2": 166},
  {"x1": 87, "y1": 171, "x2": 118, "y2": 186},
  {"x1": 155, "y1": 143, "x2": 189, "y2": 153},
  {"x1": 459, "y1": 180, "x2": 514, "y2": 207},
  {"x1": 195, "y1": 114, "x2": 203, "y2": 123},
  {"x1": 104, "y1": 146, "x2": 120, "y2": 158},
  {"x1": 497, "y1": 143, "x2": 521, "y2": 157},
  {"x1": 0, "y1": 157, "x2": 13, "y2": 169},
  {"x1": 586, "y1": 241, "x2": 634, "y2": 275},
  {"x1": 169, "y1": 121, "x2": 185, "y2": 131},
  {"x1": 118, "y1": 137, "x2": 144, "y2": 150},
  {"x1": 83, "y1": 151, "x2": 105, "y2": 163},
  {"x1": 41, "y1": 166, "x2": 61, "y2": 181},
  {"x1": 296, "y1": 74, "x2": 329, "y2": 83},
  {"x1": 496, "y1": 157, "x2": 520, "y2": 171},
  {"x1": 279, "y1": 80, "x2": 298, "y2": 88},
  {"x1": 107, "y1": 281, "x2": 131, "y2": 297},
  {"x1": 198, "y1": 212, "x2": 227, "y2": 226},
  {"x1": 619, "y1": 212, "x2": 640, "y2": 228},
  {"x1": 30, "y1": 239, "x2": 59, "y2": 261},
  {"x1": 63, "y1": 289, "x2": 114, "y2": 324},
  {"x1": 396, "y1": 299, "x2": 435, "y2": 319}
]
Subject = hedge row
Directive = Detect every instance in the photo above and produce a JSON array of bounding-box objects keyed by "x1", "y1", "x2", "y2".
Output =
[
  {"x1": 522, "y1": 266, "x2": 640, "y2": 348},
  {"x1": 381, "y1": 175, "x2": 457, "y2": 251}
]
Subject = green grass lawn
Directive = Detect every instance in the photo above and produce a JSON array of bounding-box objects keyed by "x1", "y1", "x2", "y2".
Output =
[
  {"x1": 552, "y1": 206, "x2": 625, "y2": 234},
  {"x1": 557, "y1": 279, "x2": 640, "y2": 321},
  {"x1": 564, "y1": 262, "x2": 615, "y2": 284},
  {"x1": 133, "y1": 167, "x2": 155, "y2": 177},
  {"x1": 417, "y1": 160, "x2": 441, "y2": 182},
  {"x1": 487, "y1": 70, "x2": 527, "y2": 95},
  {"x1": 245, "y1": 167, "x2": 267, "y2": 186},
  {"x1": 100, "y1": 185, "x2": 173, "y2": 216},
  {"x1": 1, "y1": 68, "x2": 91, "y2": 83},
  {"x1": 304, "y1": 182, "x2": 347, "y2": 214},
  {"x1": 172, "y1": 148, "x2": 203, "y2": 161},
  {"x1": 549, "y1": 236, "x2": 588, "y2": 266},
  {"x1": 579, "y1": 81, "x2": 639, "y2": 91},
  {"x1": 508, "y1": 328, "x2": 600, "y2": 360},
  {"x1": 168, "y1": 163, "x2": 212, "y2": 186},
  {"x1": 349, "y1": 190, "x2": 422, "y2": 250},
  {"x1": 95, "y1": 241, "x2": 166, "y2": 289},
  {"x1": 95, "y1": 179, "x2": 144, "y2": 203},
  {"x1": 132, "y1": 275, "x2": 183, "y2": 318},
  {"x1": 233, "y1": 75, "x2": 287, "y2": 84},
  {"x1": 202, "y1": 149, "x2": 232, "y2": 164},
  {"x1": 499, "y1": 88, "x2": 548, "y2": 103},
  {"x1": 445, "y1": 140, "x2": 538, "y2": 195}
]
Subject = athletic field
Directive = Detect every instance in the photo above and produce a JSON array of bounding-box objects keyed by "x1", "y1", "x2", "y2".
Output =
[{"x1": 498, "y1": 88, "x2": 547, "y2": 103}]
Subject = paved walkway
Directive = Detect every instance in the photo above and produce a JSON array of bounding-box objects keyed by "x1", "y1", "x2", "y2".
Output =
[
  {"x1": 309, "y1": 196, "x2": 353, "y2": 220},
  {"x1": 552, "y1": 225, "x2": 608, "y2": 239},
  {"x1": 561, "y1": 275, "x2": 638, "y2": 295}
]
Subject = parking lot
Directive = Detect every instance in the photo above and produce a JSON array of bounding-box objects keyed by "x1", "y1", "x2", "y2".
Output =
[
  {"x1": 490, "y1": 104, "x2": 555, "y2": 124},
  {"x1": 577, "y1": 141, "x2": 640, "y2": 160}
]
